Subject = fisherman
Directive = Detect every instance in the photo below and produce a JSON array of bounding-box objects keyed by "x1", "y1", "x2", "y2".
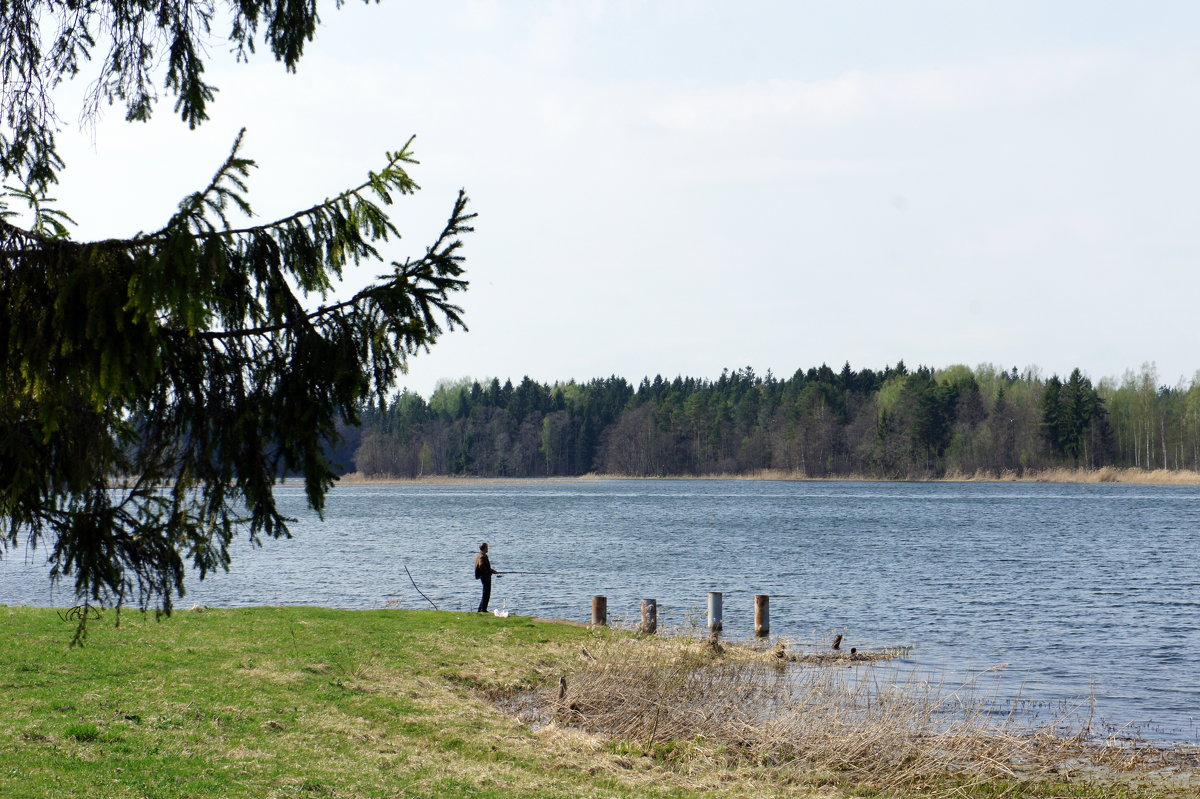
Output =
[{"x1": 473, "y1": 542, "x2": 501, "y2": 613}]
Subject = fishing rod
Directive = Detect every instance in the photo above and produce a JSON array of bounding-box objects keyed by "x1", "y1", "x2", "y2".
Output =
[
  {"x1": 382, "y1": 566, "x2": 439, "y2": 610},
  {"x1": 405, "y1": 565, "x2": 438, "y2": 609},
  {"x1": 496, "y1": 570, "x2": 552, "y2": 576}
]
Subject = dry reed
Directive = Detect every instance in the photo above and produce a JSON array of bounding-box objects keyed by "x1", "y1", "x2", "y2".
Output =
[
  {"x1": 605, "y1": 467, "x2": 1200, "y2": 485},
  {"x1": 339, "y1": 467, "x2": 1200, "y2": 486},
  {"x1": 943, "y1": 466, "x2": 1200, "y2": 485},
  {"x1": 516, "y1": 631, "x2": 1200, "y2": 797}
]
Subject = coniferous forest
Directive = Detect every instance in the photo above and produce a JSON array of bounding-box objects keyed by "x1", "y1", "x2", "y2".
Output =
[{"x1": 330, "y1": 362, "x2": 1200, "y2": 479}]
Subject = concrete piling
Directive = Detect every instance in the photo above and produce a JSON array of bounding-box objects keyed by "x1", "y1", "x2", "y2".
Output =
[{"x1": 707, "y1": 591, "x2": 723, "y2": 633}]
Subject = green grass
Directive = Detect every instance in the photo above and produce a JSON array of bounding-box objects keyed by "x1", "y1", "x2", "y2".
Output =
[
  {"x1": 0, "y1": 606, "x2": 621, "y2": 799},
  {"x1": 1, "y1": 606, "x2": 1194, "y2": 799}
]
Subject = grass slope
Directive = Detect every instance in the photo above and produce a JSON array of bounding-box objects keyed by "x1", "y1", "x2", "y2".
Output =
[
  {"x1": 1, "y1": 606, "x2": 645, "y2": 799},
  {"x1": 1, "y1": 606, "x2": 1194, "y2": 799}
]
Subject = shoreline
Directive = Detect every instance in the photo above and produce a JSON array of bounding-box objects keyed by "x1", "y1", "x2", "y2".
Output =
[
  {"x1": 334, "y1": 466, "x2": 1200, "y2": 487},
  {"x1": 7, "y1": 605, "x2": 1195, "y2": 798}
]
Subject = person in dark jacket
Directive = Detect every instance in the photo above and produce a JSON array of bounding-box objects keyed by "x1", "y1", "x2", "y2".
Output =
[{"x1": 473, "y1": 542, "x2": 500, "y2": 612}]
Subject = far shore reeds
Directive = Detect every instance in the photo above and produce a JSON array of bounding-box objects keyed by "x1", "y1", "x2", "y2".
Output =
[{"x1": 336, "y1": 466, "x2": 1200, "y2": 487}]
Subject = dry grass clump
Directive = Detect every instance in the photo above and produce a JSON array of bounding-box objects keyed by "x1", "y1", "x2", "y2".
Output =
[
  {"x1": 945, "y1": 467, "x2": 1200, "y2": 485},
  {"x1": 522, "y1": 632, "x2": 1199, "y2": 797},
  {"x1": 1036, "y1": 466, "x2": 1200, "y2": 485},
  {"x1": 588, "y1": 466, "x2": 1200, "y2": 485}
]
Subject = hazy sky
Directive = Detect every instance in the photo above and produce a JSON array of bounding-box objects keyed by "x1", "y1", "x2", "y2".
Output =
[{"x1": 46, "y1": 1, "x2": 1200, "y2": 396}]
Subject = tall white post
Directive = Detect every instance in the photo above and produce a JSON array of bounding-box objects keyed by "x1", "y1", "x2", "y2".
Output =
[{"x1": 707, "y1": 591, "x2": 723, "y2": 633}]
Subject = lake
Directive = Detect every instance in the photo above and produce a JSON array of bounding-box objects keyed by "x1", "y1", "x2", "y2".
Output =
[{"x1": 2, "y1": 478, "x2": 1198, "y2": 744}]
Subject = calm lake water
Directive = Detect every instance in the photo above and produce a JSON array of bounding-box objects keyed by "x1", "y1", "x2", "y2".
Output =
[{"x1": 3, "y1": 479, "x2": 1198, "y2": 744}]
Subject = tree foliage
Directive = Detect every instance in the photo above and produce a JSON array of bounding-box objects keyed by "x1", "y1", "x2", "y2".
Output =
[
  {"x1": 351, "y1": 363, "x2": 1131, "y2": 480},
  {"x1": 1, "y1": 134, "x2": 471, "y2": 630},
  {"x1": 1, "y1": 0, "x2": 474, "y2": 638}
]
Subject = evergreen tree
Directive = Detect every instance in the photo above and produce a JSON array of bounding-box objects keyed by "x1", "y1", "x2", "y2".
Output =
[
  {"x1": 1041, "y1": 375, "x2": 1065, "y2": 456},
  {"x1": 0, "y1": 2, "x2": 473, "y2": 634},
  {"x1": 1059, "y1": 369, "x2": 1092, "y2": 462},
  {"x1": 1, "y1": 134, "x2": 472, "y2": 630}
]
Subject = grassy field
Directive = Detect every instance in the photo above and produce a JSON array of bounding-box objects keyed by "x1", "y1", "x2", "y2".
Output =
[{"x1": 1, "y1": 606, "x2": 1195, "y2": 799}]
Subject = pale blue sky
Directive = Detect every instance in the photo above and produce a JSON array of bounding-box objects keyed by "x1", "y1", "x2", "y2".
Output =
[{"x1": 47, "y1": 1, "x2": 1200, "y2": 394}]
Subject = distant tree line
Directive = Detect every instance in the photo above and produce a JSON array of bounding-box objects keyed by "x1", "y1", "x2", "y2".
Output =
[{"x1": 334, "y1": 362, "x2": 1200, "y2": 479}]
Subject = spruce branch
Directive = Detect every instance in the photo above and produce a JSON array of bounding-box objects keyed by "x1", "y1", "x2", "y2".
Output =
[
  {"x1": 161, "y1": 127, "x2": 256, "y2": 235},
  {"x1": 161, "y1": 187, "x2": 472, "y2": 342},
  {"x1": 211, "y1": 135, "x2": 421, "y2": 239},
  {"x1": 1, "y1": 130, "x2": 471, "y2": 629},
  {"x1": 0, "y1": 182, "x2": 76, "y2": 239}
]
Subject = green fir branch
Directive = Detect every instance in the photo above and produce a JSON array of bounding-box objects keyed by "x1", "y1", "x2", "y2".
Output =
[{"x1": 0, "y1": 135, "x2": 471, "y2": 627}]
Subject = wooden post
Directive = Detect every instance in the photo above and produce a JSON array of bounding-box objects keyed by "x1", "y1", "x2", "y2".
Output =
[
  {"x1": 707, "y1": 591, "x2": 723, "y2": 633},
  {"x1": 754, "y1": 594, "x2": 769, "y2": 638},
  {"x1": 591, "y1": 596, "x2": 607, "y2": 626},
  {"x1": 640, "y1": 599, "x2": 657, "y2": 634}
]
